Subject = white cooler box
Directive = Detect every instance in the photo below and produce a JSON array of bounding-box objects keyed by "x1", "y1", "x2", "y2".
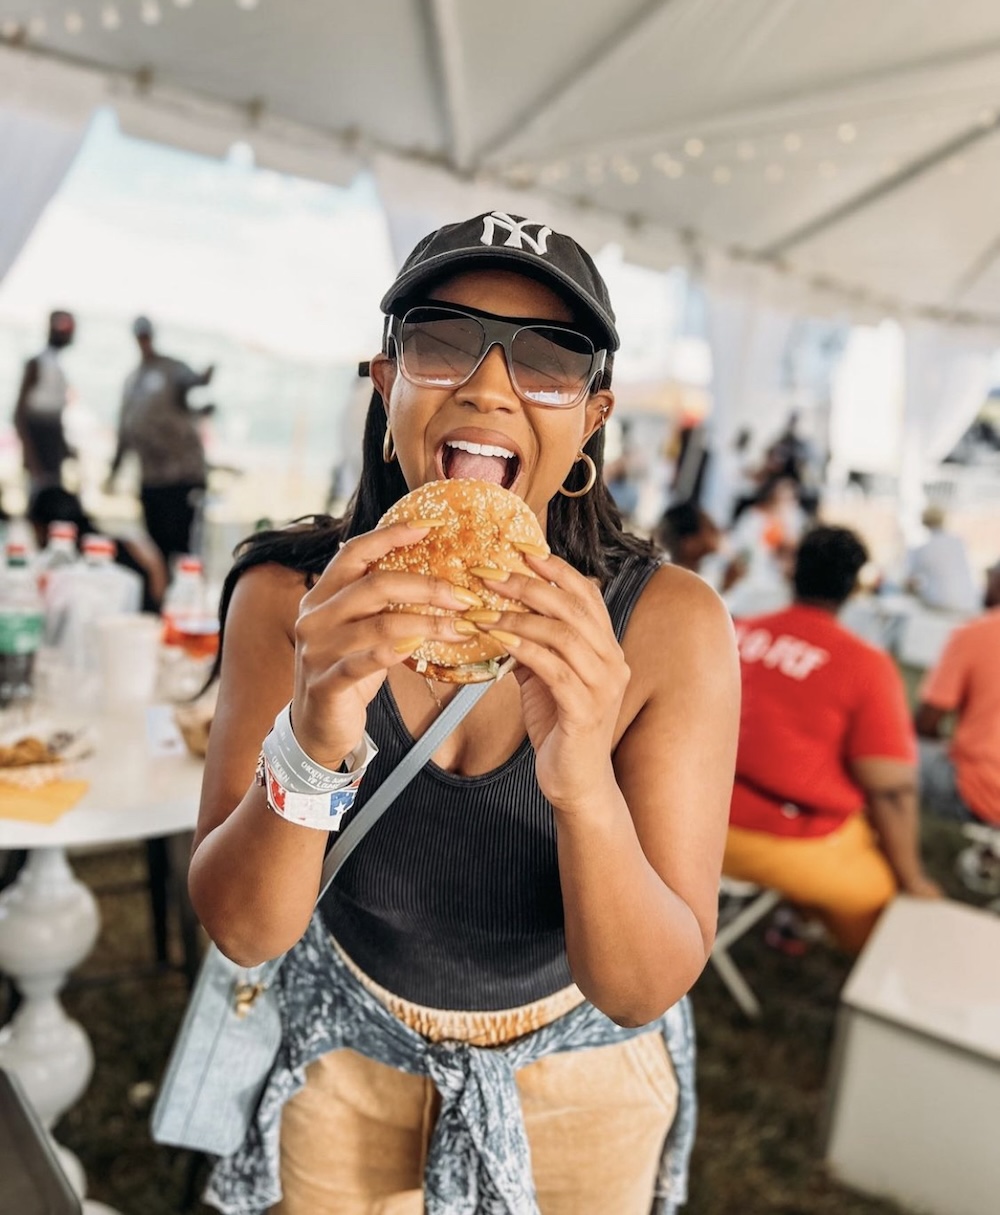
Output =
[{"x1": 824, "y1": 897, "x2": 1000, "y2": 1215}]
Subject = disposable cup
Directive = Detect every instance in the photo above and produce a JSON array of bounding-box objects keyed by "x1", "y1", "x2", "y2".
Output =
[{"x1": 96, "y1": 613, "x2": 163, "y2": 708}]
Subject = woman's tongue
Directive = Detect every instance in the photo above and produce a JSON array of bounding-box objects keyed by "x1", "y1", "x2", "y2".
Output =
[{"x1": 445, "y1": 448, "x2": 509, "y2": 486}]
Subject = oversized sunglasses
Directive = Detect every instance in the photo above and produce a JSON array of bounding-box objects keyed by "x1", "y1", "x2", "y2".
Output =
[{"x1": 386, "y1": 304, "x2": 606, "y2": 408}]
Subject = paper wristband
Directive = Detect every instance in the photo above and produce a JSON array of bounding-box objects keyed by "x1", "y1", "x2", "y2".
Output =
[
  {"x1": 259, "y1": 755, "x2": 363, "y2": 831},
  {"x1": 263, "y1": 702, "x2": 377, "y2": 795}
]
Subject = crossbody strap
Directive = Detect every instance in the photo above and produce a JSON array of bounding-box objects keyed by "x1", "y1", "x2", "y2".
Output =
[{"x1": 251, "y1": 659, "x2": 514, "y2": 989}]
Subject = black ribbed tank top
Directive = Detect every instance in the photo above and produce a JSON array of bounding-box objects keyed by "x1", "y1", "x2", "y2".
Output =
[{"x1": 320, "y1": 553, "x2": 662, "y2": 1010}]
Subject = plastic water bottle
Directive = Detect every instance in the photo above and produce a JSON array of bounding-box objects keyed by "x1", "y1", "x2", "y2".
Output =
[
  {"x1": 35, "y1": 521, "x2": 80, "y2": 631},
  {"x1": 0, "y1": 542, "x2": 45, "y2": 713},
  {"x1": 46, "y1": 534, "x2": 143, "y2": 703}
]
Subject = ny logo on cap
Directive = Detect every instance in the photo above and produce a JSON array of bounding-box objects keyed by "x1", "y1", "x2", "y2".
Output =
[{"x1": 480, "y1": 211, "x2": 552, "y2": 255}]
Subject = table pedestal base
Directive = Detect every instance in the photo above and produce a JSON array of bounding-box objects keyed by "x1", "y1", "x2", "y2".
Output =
[{"x1": 0, "y1": 846, "x2": 120, "y2": 1212}]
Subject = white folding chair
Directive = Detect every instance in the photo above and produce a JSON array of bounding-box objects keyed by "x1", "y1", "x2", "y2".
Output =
[
  {"x1": 897, "y1": 609, "x2": 962, "y2": 670},
  {"x1": 711, "y1": 878, "x2": 781, "y2": 1019}
]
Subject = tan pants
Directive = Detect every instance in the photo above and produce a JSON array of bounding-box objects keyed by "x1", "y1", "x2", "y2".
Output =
[{"x1": 272, "y1": 1033, "x2": 677, "y2": 1215}]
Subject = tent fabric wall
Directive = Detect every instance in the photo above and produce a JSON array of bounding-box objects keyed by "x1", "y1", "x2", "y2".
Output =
[
  {"x1": 898, "y1": 322, "x2": 996, "y2": 539},
  {"x1": 701, "y1": 280, "x2": 798, "y2": 524},
  {"x1": 0, "y1": 106, "x2": 91, "y2": 286}
]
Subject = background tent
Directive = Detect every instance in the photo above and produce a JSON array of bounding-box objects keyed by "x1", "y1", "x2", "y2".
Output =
[{"x1": 2, "y1": 0, "x2": 999, "y2": 520}]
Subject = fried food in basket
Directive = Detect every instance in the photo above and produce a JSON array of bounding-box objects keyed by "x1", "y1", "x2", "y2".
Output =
[{"x1": 0, "y1": 736, "x2": 61, "y2": 768}]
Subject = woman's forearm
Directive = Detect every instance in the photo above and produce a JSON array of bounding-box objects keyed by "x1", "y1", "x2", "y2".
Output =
[
  {"x1": 555, "y1": 778, "x2": 709, "y2": 1026},
  {"x1": 188, "y1": 787, "x2": 329, "y2": 966}
]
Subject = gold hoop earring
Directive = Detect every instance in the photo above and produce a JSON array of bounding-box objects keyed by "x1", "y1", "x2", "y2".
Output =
[
  {"x1": 558, "y1": 452, "x2": 597, "y2": 498},
  {"x1": 382, "y1": 424, "x2": 396, "y2": 464}
]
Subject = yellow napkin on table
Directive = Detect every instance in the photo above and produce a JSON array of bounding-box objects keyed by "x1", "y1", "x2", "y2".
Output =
[{"x1": 0, "y1": 777, "x2": 90, "y2": 825}]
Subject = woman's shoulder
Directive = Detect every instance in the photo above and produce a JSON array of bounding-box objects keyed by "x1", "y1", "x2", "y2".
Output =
[
  {"x1": 628, "y1": 562, "x2": 736, "y2": 655},
  {"x1": 227, "y1": 560, "x2": 308, "y2": 636}
]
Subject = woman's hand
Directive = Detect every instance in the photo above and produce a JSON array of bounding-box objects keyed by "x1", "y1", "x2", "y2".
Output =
[
  {"x1": 479, "y1": 553, "x2": 629, "y2": 810},
  {"x1": 290, "y1": 523, "x2": 477, "y2": 767}
]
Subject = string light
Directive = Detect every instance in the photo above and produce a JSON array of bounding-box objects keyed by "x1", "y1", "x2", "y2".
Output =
[
  {"x1": 174, "y1": 0, "x2": 194, "y2": 7},
  {"x1": 236, "y1": 0, "x2": 259, "y2": 9},
  {"x1": 539, "y1": 161, "x2": 569, "y2": 185},
  {"x1": 652, "y1": 152, "x2": 683, "y2": 178},
  {"x1": 611, "y1": 156, "x2": 640, "y2": 184},
  {"x1": 1, "y1": 19, "x2": 20, "y2": 38},
  {"x1": 101, "y1": 5, "x2": 121, "y2": 30},
  {"x1": 64, "y1": 11, "x2": 84, "y2": 33},
  {"x1": 683, "y1": 137, "x2": 705, "y2": 158},
  {"x1": 141, "y1": 1, "x2": 162, "y2": 25},
  {"x1": 783, "y1": 132, "x2": 802, "y2": 153},
  {"x1": 836, "y1": 123, "x2": 857, "y2": 144}
]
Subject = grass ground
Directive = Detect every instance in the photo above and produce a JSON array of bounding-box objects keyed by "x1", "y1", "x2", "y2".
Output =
[{"x1": 3, "y1": 816, "x2": 987, "y2": 1214}]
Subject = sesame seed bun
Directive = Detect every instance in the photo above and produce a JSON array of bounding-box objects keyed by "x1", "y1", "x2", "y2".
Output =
[{"x1": 372, "y1": 479, "x2": 546, "y2": 683}]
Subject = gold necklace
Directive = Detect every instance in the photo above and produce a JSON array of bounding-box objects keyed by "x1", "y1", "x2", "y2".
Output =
[{"x1": 424, "y1": 677, "x2": 445, "y2": 710}]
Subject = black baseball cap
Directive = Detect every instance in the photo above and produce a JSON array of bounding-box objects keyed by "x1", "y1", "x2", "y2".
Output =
[{"x1": 380, "y1": 211, "x2": 619, "y2": 352}]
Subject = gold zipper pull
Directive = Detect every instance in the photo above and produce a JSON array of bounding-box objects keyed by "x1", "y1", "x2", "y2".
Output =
[{"x1": 233, "y1": 981, "x2": 266, "y2": 1018}]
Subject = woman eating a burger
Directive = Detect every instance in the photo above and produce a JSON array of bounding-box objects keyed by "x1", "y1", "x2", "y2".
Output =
[{"x1": 189, "y1": 212, "x2": 739, "y2": 1214}]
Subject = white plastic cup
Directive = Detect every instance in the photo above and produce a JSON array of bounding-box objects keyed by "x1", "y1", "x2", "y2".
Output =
[{"x1": 96, "y1": 613, "x2": 163, "y2": 709}]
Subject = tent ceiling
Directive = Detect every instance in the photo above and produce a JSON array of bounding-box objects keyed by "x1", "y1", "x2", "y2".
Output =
[{"x1": 4, "y1": 0, "x2": 1000, "y2": 325}]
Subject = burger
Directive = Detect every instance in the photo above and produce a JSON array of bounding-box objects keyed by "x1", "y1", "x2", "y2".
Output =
[{"x1": 371, "y1": 478, "x2": 547, "y2": 683}]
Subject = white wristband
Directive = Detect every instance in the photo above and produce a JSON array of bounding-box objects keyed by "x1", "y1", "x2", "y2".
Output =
[
  {"x1": 255, "y1": 752, "x2": 362, "y2": 831},
  {"x1": 262, "y1": 702, "x2": 377, "y2": 795}
]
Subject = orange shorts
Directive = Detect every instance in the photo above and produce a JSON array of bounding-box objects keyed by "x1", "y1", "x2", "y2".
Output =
[{"x1": 723, "y1": 813, "x2": 898, "y2": 952}]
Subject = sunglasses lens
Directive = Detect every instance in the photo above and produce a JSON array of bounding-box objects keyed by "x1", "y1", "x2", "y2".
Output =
[
  {"x1": 398, "y1": 308, "x2": 485, "y2": 387},
  {"x1": 510, "y1": 326, "x2": 595, "y2": 406},
  {"x1": 396, "y1": 307, "x2": 598, "y2": 406}
]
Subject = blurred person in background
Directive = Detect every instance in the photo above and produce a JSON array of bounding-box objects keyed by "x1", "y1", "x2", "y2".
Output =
[
  {"x1": 12, "y1": 309, "x2": 76, "y2": 496},
  {"x1": 722, "y1": 475, "x2": 804, "y2": 617},
  {"x1": 26, "y1": 486, "x2": 168, "y2": 612},
  {"x1": 905, "y1": 504, "x2": 980, "y2": 615},
  {"x1": 105, "y1": 315, "x2": 215, "y2": 566},
  {"x1": 655, "y1": 500, "x2": 746, "y2": 592},
  {"x1": 656, "y1": 501, "x2": 720, "y2": 574},
  {"x1": 724, "y1": 526, "x2": 941, "y2": 953},
  {"x1": 720, "y1": 427, "x2": 760, "y2": 526},
  {"x1": 915, "y1": 559, "x2": 1000, "y2": 827}
]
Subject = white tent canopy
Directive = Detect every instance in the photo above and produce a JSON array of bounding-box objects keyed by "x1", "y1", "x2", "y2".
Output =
[
  {"x1": 1, "y1": 0, "x2": 997, "y2": 520},
  {"x1": 5, "y1": 0, "x2": 1000, "y2": 327}
]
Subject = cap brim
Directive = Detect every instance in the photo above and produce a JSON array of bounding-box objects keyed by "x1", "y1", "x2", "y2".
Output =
[{"x1": 381, "y1": 246, "x2": 619, "y2": 351}]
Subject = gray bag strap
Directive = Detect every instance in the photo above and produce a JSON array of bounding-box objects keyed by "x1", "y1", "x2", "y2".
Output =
[{"x1": 252, "y1": 659, "x2": 513, "y2": 989}]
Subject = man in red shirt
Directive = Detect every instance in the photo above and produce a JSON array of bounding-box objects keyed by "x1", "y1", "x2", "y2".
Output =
[
  {"x1": 724, "y1": 526, "x2": 941, "y2": 951},
  {"x1": 915, "y1": 559, "x2": 1000, "y2": 825}
]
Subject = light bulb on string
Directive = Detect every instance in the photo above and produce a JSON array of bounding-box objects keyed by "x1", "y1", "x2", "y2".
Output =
[
  {"x1": 101, "y1": 5, "x2": 121, "y2": 30},
  {"x1": 836, "y1": 123, "x2": 857, "y2": 144},
  {"x1": 141, "y1": 0, "x2": 162, "y2": 24},
  {"x1": 1, "y1": 19, "x2": 20, "y2": 38},
  {"x1": 64, "y1": 11, "x2": 84, "y2": 33},
  {"x1": 683, "y1": 137, "x2": 705, "y2": 158}
]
